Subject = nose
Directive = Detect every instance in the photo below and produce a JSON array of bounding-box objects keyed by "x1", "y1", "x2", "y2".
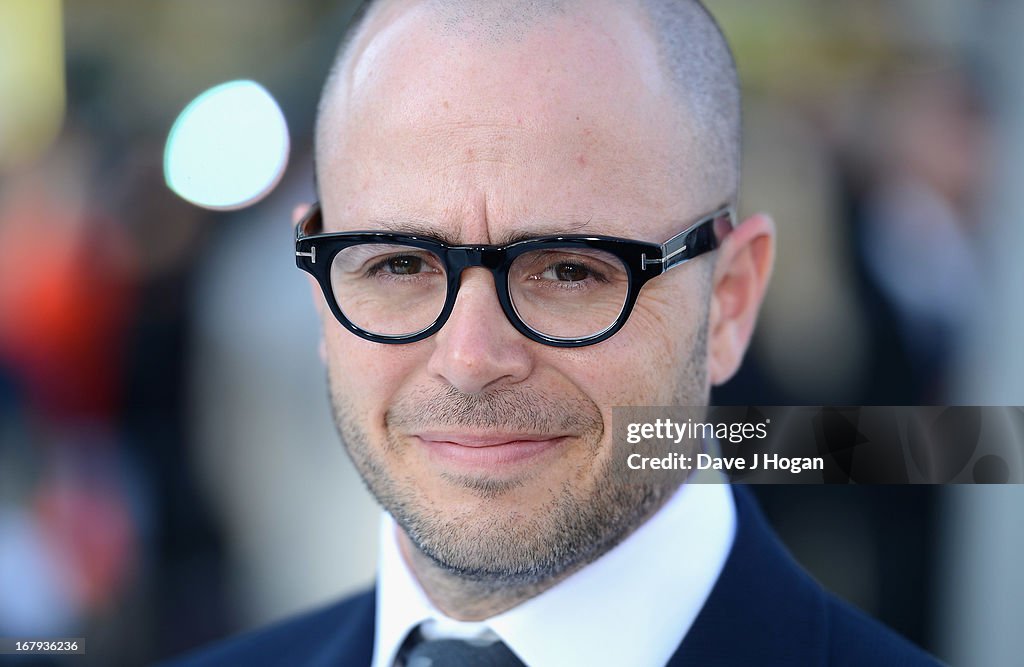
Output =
[{"x1": 426, "y1": 268, "x2": 534, "y2": 395}]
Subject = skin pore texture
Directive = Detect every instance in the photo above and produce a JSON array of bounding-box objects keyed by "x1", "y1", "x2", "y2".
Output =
[{"x1": 307, "y1": 0, "x2": 775, "y2": 620}]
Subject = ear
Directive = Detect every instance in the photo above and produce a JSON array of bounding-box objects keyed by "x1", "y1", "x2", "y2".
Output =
[
  {"x1": 707, "y1": 212, "x2": 776, "y2": 386},
  {"x1": 294, "y1": 202, "x2": 329, "y2": 328},
  {"x1": 291, "y1": 204, "x2": 311, "y2": 226}
]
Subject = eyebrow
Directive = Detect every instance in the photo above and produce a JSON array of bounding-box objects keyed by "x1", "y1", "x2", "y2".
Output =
[
  {"x1": 367, "y1": 217, "x2": 594, "y2": 246},
  {"x1": 500, "y1": 219, "x2": 593, "y2": 244},
  {"x1": 369, "y1": 219, "x2": 461, "y2": 245}
]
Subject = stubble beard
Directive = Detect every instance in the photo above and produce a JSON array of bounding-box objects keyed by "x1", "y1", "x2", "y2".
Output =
[{"x1": 327, "y1": 323, "x2": 707, "y2": 589}]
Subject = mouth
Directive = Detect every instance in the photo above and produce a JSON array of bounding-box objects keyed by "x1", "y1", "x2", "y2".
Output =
[{"x1": 412, "y1": 432, "x2": 571, "y2": 469}]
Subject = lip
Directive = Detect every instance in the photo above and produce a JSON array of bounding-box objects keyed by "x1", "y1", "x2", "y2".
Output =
[{"x1": 412, "y1": 432, "x2": 570, "y2": 468}]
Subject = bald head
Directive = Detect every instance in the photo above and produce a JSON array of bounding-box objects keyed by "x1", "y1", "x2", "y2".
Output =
[{"x1": 315, "y1": 0, "x2": 740, "y2": 209}]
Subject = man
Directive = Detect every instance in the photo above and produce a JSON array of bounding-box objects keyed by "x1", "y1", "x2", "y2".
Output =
[{"x1": 172, "y1": 0, "x2": 941, "y2": 664}]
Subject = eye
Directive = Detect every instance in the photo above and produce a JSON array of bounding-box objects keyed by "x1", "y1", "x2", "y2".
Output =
[
  {"x1": 514, "y1": 249, "x2": 618, "y2": 289},
  {"x1": 536, "y1": 259, "x2": 609, "y2": 284},
  {"x1": 545, "y1": 262, "x2": 590, "y2": 282},
  {"x1": 383, "y1": 255, "x2": 424, "y2": 275},
  {"x1": 364, "y1": 252, "x2": 443, "y2": 278}
]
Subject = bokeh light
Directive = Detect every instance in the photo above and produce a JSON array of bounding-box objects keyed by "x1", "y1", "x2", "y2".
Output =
[
  {"x1": 164, "y1": 79, "x2": 289, "y2": 210},
  {"x1": 0, "y1": 0, "x2": 65, "y2": 169}
]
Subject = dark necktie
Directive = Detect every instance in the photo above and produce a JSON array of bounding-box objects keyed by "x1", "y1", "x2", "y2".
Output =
[{"x1": 396, "y1": 627, "x2": 526, "y2": 667}]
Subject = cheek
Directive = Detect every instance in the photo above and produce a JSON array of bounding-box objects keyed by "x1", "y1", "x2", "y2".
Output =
[
  {"x1": 558, "y1": 332, "x2": 678, "y2": 412},
  {"x1": 562, "y1": 291, "x2": 705, "y2": 407},
  {"x1": 323, "y1": 325, "x2": 423, "y2": 422}
]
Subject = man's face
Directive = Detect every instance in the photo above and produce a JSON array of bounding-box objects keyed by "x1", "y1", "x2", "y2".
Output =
[{"x1": 315, "y1": 4, "x2": 715, "y2": 582}]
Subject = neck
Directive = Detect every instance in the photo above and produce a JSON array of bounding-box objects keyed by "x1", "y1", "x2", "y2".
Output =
[
  {"x1": 396, "y1": 530, "x2": 585, "y2": 620},
  {"x1": 393, "y1": 487, "x2": 679, "y2": 620}
]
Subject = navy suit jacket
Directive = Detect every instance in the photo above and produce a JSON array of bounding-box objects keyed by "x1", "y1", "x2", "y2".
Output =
[{"x1": 165, "y1": 486, "x2": 942, "y2": 666}]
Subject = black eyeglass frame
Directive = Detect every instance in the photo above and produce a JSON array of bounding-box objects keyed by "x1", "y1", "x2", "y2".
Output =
[{"x1": 295, "y1": 203, "x2": 734, "y2": 347}]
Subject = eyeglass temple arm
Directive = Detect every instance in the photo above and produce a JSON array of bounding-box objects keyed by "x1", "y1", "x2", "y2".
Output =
[{"x1": 658, "y1": 206, "x2": 735, "y2": 272}]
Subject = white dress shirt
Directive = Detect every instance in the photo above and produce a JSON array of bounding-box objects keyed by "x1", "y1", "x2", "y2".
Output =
[{"x1": 371, "y1": 477, "x2": 736, "y2": 667}]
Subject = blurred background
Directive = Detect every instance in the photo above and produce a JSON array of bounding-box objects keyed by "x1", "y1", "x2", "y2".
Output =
[{"x1": 1, "y1": 0, "x2": 1022, "y2": 665}]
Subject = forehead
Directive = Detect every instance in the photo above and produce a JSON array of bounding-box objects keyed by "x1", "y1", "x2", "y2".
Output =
[{"x1": 317, "y1": 2, "x2": 698, "y2": 241}]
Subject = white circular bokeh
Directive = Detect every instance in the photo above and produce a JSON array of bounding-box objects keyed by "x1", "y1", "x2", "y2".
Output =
[{"x1": 164, "y1": 79, "x2": 289, "y2": 210}]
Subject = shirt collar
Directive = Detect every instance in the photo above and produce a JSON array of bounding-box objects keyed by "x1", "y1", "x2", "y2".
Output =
[{"x1": 373, "y1": 480, "x2": 736, "y2": 667}]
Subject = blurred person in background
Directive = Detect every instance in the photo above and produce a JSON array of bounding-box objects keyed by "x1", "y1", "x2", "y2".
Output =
[
  {"x1": 169, "y1": 1, "x2": 939, "y2": 665},
  {"x1": 0, "y1": 112, "x2": 231, "y2": 665},
  {"x1": 842, "y1": 60, "x2": 989, "y2": 404},
  {"x1": 0, "y1": 130, "x2": 142, "y2": 645}
]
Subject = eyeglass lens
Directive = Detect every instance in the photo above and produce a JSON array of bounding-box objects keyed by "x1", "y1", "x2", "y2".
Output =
[{"x1": 329, "y1": 244, "x2": 630, "y2": 339}]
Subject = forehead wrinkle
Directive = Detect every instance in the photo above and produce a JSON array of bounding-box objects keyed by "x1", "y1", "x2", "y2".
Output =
[{"x1": 418, "y1": 121, "x2": 531, "y2": 170}]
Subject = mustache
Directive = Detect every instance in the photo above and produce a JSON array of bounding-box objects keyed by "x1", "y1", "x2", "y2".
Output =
[{"x1": 386, "y1": 384, "x2": 604, "y2": 435}]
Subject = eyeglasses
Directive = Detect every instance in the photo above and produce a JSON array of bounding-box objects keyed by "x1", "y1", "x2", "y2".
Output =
[{"x1": 295, "y1": 203, "x2": 733, "y2": 347}]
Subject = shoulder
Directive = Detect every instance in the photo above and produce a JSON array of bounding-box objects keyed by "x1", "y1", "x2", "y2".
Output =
[
  {"x1": 159, "y1": 588, "x2": 375, "y2": 667},
  {"x1": 671, "y1": 486, "x2": 943, "y2": 666},
  {"x1": 824, "y1": 594, "x2": 944, "y2": 666}
]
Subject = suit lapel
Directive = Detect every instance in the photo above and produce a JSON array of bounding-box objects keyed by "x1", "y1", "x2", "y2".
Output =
[
  {"x1": 666, "y1": 485, "x2": 828, "y2": 667},
  {"x1": 308, "y1": 589, "x2": 376, "y2": 667}
]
